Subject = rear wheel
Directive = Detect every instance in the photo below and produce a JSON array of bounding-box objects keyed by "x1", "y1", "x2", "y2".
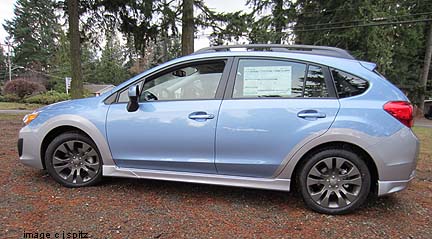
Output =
[
  {"x1": 45, "y1": 132, "x2": 102, "y2": 187},
  {"x1": 297, "y1": 148, "x2": 371, "y2": 214}
]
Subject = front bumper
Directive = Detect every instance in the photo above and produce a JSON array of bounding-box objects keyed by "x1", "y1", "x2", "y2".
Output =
[{"x1": 18, "y1": 126, "x2": 44, "y2": 169}]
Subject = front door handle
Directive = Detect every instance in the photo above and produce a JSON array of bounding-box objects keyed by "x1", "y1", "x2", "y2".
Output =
[
  {"x1": 188, "y1": 112, "x2": 215, "y2": 120},
  {"x1": 297, "y1": 110, "x2": 326, "y2": 119}
]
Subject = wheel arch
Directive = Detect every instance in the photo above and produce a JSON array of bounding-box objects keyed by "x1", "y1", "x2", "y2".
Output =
[
  {"x1": 289, "y1": 141, "x2": 379, "y2": 194},
  {"x1": 40, "y1": 125, "x2": 91, "y2": 169},
  {"x1": 36, "y1": 114, "x2": 115, "y2": 169}
]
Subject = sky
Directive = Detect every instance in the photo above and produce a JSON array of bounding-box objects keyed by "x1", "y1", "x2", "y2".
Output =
[{"x1": 0, "y1": 0, "x2": 249, "y2": 51}]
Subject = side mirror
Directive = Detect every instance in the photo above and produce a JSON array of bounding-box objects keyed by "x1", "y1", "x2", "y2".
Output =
[
  {"x1": 126, "y1": 85, "x2": 140, "y2": 112},
  {"x1": 172, "y1": 70, "x2": 186, "y2": 77}
]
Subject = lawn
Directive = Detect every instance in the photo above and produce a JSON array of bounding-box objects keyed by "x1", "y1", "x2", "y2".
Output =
[{"x1": 0, "y1": 102, "x2": 44, "y2": 110}]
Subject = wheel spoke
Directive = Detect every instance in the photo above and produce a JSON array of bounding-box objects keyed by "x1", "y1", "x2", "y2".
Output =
[
  {"x1": 79, "y1": 143, "x2": 92, "y2": 155},
  {"x1": 344, "y1": 166, "x2": 360, "y2": 178},
  {"x1": 83, "y1": 166, "x2": 97, "y2": 178},
  {"x1": 341, "y1": 188, "x2": 358, "y2": 202},
  {"x1": 56, "y1": 144, "x2": 71, "y2": 155},
  {"x1": 335, "y1": 190, "x2": 348, "y2": 207},
  {"x1": 65, "y1": 168, "x2": 76, "y2": 182},
  {"x1": 54, "y1": 163, "x2": 71, "y2": 172},
  {"x1": 85, "y1": 148, "x2": 98, "y2": 158},
  {"x1": 309, "y1": 167, "x2": 324, "y2": 178},
  {"x1": 307, "y1": 177, "x2": 326, "y2": 186},
  {"x1": 75, "y1": 169, "x2": 83, "y2": 184},
  {"x1": 335, "y1": 158, "x2": 346, "y2": 169},
  {"x1": 322, "y1": 157, "x2": 333, "y2": 171},
  {"x1": 320, "y1": 190, "x2": 331, "y2": 207},
  {"x1": 65, "y1": 141, "x2": 76, "y2": 154},
  {"x1": 342, "y1": 177, "x2": 362, "y2": 186},
  {"x1": 310, "y1": 188, "x2": 327, "y2": 201},
  {"x1": 53, "y1": 156, "x2": 70, "y2": 164}
]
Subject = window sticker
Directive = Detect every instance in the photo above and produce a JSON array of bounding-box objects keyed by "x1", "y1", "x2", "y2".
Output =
[{"x1": 243, "y1": 66, "x2": 292, "y2": 96}]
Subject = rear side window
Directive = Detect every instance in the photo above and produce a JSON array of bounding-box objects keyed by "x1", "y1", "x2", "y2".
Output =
[
  {"x1": 304, "y1": 65, "x2": 329, "y2": 98},
  {"x1": 233, "y1": 59, "x2": 307, "y2": 98},
  {"x1": 331, "y1": 69, "x2": 369, "y2": 98}
]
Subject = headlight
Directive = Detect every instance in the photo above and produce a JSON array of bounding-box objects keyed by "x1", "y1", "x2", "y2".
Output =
[{"x1": 23, "y1": 112, "x2": 39, "y2": 125}]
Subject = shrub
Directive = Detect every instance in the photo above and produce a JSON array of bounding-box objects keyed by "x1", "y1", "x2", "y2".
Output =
[
  {"x1": 24, "y1": 90, "x2": 70, "y2": 104},
  {"x1": 3, "y1": 79, "x2": 46, "y2": 99},
  {"x1": 0, "y1": 94, "x2": 21, "y2": 102}
]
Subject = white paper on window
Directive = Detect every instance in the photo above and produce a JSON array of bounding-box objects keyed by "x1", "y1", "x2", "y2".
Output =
[{"x1": 243, "y1": 66, "x2": 292, "y2": 96}]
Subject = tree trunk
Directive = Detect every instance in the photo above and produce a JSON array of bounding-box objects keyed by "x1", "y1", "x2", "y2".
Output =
[
  {"x1": 419, "y1": 23, "x2": 432, "y2": 113},
  {"x1": 67, "y1": 0, "x2": 83, "y2": 99},
  {"x1": 181, "y1": 0, "x2": 194, "y2": 56},
  {"x1": 273, "y1": 0, "x2": 284, "y2": 44}
]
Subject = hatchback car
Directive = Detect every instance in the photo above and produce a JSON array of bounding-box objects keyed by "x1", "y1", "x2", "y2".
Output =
[{"x1": 18, "y1": 44, "x2": 419, "y2": 214}]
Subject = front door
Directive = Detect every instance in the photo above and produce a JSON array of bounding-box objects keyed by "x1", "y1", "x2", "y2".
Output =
[
  {"x1": 106, "y1": 59, "x2": 230, "y2": 174},
  {"x1": 215, "y1": 58, "x2": 340, "y2": 178}
]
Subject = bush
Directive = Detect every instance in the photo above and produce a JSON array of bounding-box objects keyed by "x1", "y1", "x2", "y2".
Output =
[
  {"x1": 0, "y1": 94, "x2": 21, "y2": 102},
  {"x1": 24, "y1": 90, "x2": 70, "y2": 104},
  {"x1": 3, "y1": 79, "x2": 46, "y2": 99}
]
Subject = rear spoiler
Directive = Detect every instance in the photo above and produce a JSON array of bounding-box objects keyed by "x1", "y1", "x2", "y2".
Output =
[{"x1": 359, "y1": 61, "x2": 377, "y2": 71}]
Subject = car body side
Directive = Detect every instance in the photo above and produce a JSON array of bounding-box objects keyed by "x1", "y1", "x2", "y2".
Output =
[{"x1": 18, "y1": 51, "x2": 419, "y2": 195}]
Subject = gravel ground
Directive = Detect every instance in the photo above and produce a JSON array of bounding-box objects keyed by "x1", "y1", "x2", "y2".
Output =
[{"x1": 1, "y1": 114, "x2": 431, "y2": 239}]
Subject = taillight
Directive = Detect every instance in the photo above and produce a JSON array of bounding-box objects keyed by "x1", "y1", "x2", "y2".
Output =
[{"x1": 383, "y1": 101, "x2": 413, "y2": 128}]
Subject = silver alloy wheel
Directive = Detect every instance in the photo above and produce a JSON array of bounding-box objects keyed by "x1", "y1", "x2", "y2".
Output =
[
  {"x1": 52, "y1": 140, "x2": 100, "y2": 184},
  {"x1": 306, "y1": 157, "x2": 362, "y2": 208}
]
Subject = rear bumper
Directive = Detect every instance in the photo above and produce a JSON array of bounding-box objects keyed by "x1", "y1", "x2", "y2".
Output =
[{"x1": 377, "y1": 170, "x2": 415, "y2": 196}]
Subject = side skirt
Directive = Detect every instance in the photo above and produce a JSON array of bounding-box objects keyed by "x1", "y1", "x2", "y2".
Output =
[{"x1": 103, "y1": 166, "x2": 291, "y2": 191}]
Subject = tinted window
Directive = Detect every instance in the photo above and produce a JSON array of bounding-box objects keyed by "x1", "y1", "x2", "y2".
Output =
[
  {"x1": 304, "y1": 65, "x2": 329, "y2": 98},
  {"x1": 233, "y1": 59, "x2": 306, "y2": 98},
  {"x1": 118, "y1": 88, "x2": 129, "y2": 103},
  {"x1": 331, "y1": 69, "x2": 369, "y2": 98},
  {"x1": 140, "y1": 61, "x2": 225, "y2": 101}
]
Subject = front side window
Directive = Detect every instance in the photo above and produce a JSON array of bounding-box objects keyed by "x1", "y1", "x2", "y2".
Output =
[
  {"x1": 233, "y1": 59, "x2": 307, "y2": 98},
  {"x1": 331, "y1": 68, "x2": 369, "y2": 98},
  {"x1": 140, "y1": 61, "x2": 226, "y2": 101}
]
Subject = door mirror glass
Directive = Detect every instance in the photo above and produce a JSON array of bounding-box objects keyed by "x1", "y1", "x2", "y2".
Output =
[{"x1": 127, "y1": 85, "x2": 140, "y2": 112}]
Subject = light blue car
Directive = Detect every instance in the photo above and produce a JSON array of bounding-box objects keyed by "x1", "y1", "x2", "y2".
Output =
[{"x1": 18, "y1": 45, "x2": 419, "y2": 214}]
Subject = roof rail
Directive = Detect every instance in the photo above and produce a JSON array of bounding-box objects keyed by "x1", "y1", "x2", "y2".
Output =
[{"x1": 194, "y1": 44, "x2": 356, "y2": 60}]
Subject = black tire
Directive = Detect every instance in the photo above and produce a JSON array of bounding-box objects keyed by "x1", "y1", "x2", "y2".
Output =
[
  {"x1": 45, "y1": 132, "x2": 102, "y2": 187},
  {"x1": 297, "y1": 148, "x2": 371, "y2": 214}
]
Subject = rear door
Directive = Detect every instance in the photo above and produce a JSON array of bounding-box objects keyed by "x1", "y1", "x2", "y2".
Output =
[{"x1": 215, "y1": 58, "x2": 340, "y2": 178}]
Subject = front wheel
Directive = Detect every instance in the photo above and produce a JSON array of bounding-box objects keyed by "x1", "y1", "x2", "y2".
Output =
[
  {"x1": 297, "y1": 148, "x2": 371, "y2": 214},
  {"x1": 45, "y1": 132, "x2": 102, "y2": 187}
]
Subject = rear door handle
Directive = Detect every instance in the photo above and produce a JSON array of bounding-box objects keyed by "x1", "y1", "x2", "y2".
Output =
[
  {"x1": 297, "y1": 110, "x2": 326, "y2": 119},
  {"x1": 188, "y1": 112, "x2": 215, "y2": 120}
]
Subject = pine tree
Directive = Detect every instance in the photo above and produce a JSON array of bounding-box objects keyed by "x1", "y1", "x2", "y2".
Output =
[
  {"x1": 94, "y1": 33, "x2": 130, "y2": 85},
  {"x1": 0, "y1": 48, "x2": 6, "y2": 81},
  {"x1": 3, "y1": 0, "x2": 61, "y2": 71}
]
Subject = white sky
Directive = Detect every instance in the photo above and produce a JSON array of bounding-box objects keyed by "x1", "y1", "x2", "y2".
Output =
[{"x1": 0, "y1": 0, "x2": 248, "y2": 51}]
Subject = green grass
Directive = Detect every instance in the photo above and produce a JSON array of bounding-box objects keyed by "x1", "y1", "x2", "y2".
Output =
[
  {"x1": 0, "y1": 102, "x2": 44, "y2": 110},
  {"x1": 413, "y1": 127, "x2": 432, "y2": 157},
  {"x1": 0, "y1": 113, "x2": 24, "y2": 121}
]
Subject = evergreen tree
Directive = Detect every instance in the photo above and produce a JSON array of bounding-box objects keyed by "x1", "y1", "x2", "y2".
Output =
[
  {"x1": 94, "y1": 33, "x2": 130, "y2": 85},
  {"x1": 3, "y1": 0, "x2": 61, "y2": 71},
  {"x1": 294, "y1": 0, "x2": 432, "y2": 105},
  {"x1": 0, "y1": 48, "x2": 6, "y2": 81}
]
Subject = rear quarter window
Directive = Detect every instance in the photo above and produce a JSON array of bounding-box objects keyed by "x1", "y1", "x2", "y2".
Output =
[{"x1": 331, "y1": 68, "x2": 369, "y2": 98}]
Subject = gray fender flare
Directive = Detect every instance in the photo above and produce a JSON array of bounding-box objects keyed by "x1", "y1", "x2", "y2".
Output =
[{"x1": 37, "y1": 114, "x2": 115, "y2": 166}]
